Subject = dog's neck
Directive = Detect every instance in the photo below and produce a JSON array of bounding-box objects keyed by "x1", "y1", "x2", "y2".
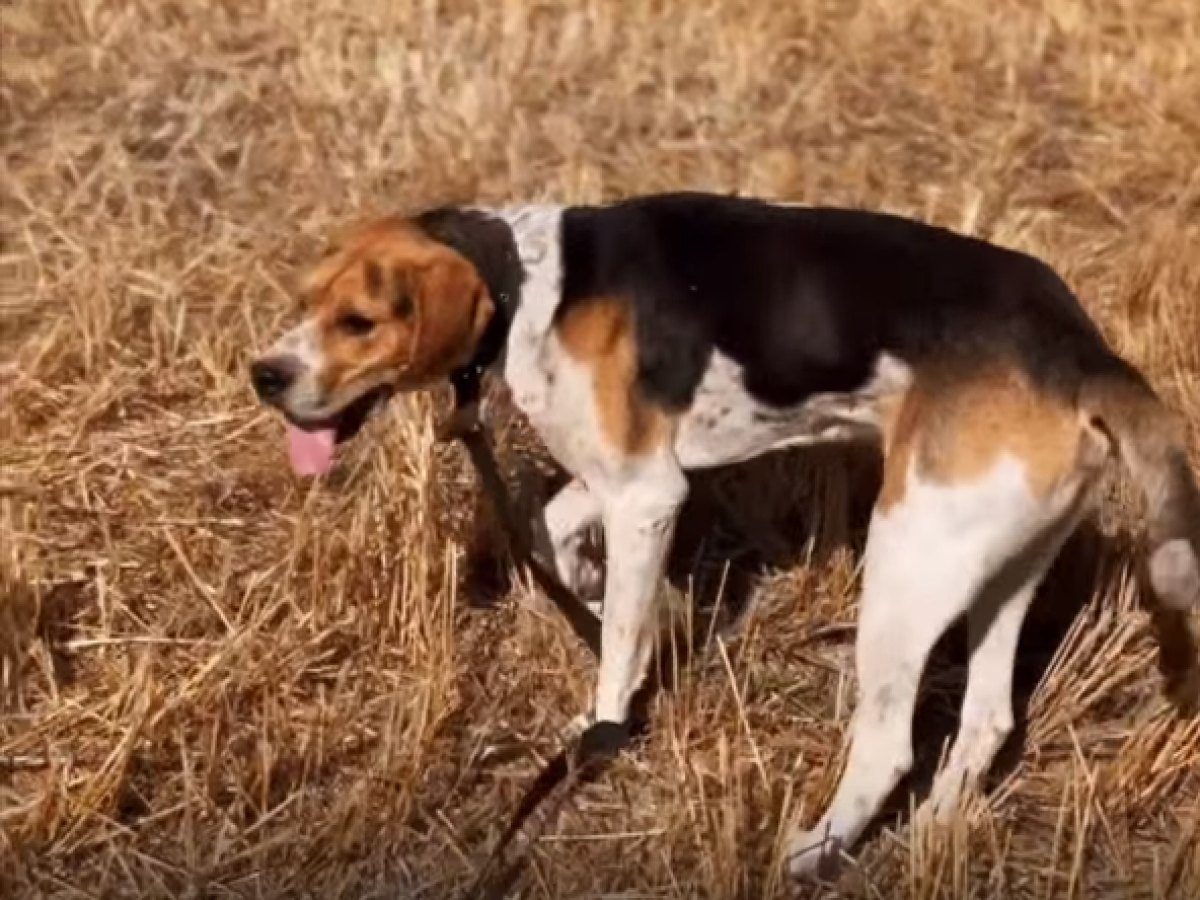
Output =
[
  {"x1": 490, "y1": 203, "x2": 567, "y2": 341},
  {"x1": 415, "y1": 203, "x2": 564, "y2": 401},
  {"x1": 413, "y1": 206, "x2": 523, "y2": 389}
]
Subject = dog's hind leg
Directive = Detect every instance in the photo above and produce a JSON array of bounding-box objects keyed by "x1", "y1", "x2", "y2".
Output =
[
  {"x1": 920, "y1": 500, "x2": 1085, "y2": 822},
  {"x1": 787, "y1": 370, "x2": 1104, "y2": 881}
]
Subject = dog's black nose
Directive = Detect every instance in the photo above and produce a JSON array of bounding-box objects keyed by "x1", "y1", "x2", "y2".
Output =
[{"x1": 251, "y1": 358, "x2": 295, "y2": 402}]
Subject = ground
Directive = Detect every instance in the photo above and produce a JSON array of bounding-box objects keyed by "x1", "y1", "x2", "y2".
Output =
[{"x1": 2, "y1": 0, "x2": 1199, "y2": 898}]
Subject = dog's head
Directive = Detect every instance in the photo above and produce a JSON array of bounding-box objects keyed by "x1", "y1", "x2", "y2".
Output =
[{"x1": 250, "y1": 216, "x2": 495, "y2": 475}]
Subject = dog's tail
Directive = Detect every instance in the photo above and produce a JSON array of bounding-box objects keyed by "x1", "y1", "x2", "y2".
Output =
[{"x1": 1080, "y1": 362, "x2": 1200, "y2": 611}]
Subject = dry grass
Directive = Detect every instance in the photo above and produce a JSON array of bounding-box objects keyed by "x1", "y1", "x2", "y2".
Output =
[{"x1": 3, "y1": 0, "x2": 1200, "y2": 897}]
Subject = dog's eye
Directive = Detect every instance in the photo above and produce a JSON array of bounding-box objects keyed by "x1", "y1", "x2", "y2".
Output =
[
  {"x1": 338, "y1": 313, "x2": 376, "y2": 336},
  {"x1": 394, "y1": 291, "x2": 414, "y2": 319}
]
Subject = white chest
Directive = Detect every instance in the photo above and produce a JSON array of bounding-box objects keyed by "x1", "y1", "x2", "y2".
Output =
[
  {"x1": 504, "y1": 330, "x2": 601, "y2": 470},
  {"x1": 494, "y1": 204, "x2": 563, "y2": 418},
  {"x1": 495, "y1": 205, "x2": 605, "y2": 469}
]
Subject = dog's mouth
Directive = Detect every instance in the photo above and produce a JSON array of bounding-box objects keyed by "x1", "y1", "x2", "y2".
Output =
[{"x1": 281, "y1": 384, "x2": 393, "y2": 476}]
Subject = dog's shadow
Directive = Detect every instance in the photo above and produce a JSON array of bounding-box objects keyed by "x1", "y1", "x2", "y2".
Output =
[
  {"x1": 459, "y1": 435, "x2": 1198, "y2": 864},
  {"x1": 463, "y1": 438, "x2": 883, "y2": 635}
]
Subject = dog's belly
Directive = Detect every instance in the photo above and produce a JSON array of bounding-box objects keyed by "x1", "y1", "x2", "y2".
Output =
[{"x1": 674, "y1": 353, "x2": 911, "y2": 470}]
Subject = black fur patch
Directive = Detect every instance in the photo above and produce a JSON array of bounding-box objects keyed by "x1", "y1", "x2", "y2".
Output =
[
  {"x1": 414, "y1": 206, "x2": 525, "y2": 376},
  {"x1": 556, "y1": 192, "x2": 1115, "y2": 413}
]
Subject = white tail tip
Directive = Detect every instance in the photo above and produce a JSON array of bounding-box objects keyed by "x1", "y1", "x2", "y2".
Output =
[{"x1": 1149, "y1": 539, "x2": 1200, "y2": 610}]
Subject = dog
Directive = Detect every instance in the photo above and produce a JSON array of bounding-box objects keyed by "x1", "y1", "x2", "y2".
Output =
[{"x1": 250, "y1": 192, "x2": 1200, "y2": 879}]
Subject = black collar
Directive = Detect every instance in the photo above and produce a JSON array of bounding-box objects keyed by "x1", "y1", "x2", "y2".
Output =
[
  {"x1": 449, "y1": 285, "x2": 514, "y2": 409},
  {"x1": 413, "y1": 206, "x2": 525, "y2": 410}
]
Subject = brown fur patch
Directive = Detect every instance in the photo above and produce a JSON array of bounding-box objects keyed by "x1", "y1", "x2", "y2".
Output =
[
  {"x1": 878, "y1": 363, "x2": 1099, "y2": 512},
  {"x1": 298, "y1": 217, "x2": 493, "y2": 398},
  {"x1": 876, "y1": 388, "x2": 922, "y2": 511},
  {"x1": 555, "y1": 297, "x2": 673, "y2": 457}
]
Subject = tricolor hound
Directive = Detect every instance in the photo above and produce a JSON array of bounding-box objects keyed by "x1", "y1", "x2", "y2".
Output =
[{"x1": 250, "y1": 192, "x2": 1199, "y2": 879}]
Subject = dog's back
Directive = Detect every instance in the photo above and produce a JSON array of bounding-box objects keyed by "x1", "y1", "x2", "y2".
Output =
[{"x1": 559, "y1": 193, "x2": 1109, "y2": 409}]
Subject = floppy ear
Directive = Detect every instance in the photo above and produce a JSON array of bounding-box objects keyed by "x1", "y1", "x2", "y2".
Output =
[
  {"x1": 297, "y1": 242, "x2": 353, "y2": 298},
  {"x1": 298, "y1": 216, "x2": 403, "y2": 297},
  {"x1": 407, "y1": 254, "x2": 495, "y2": 381}
]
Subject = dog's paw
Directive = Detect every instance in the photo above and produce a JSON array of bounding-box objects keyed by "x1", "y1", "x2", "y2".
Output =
[
  {"x1": 786, "y1": 826, "x2": 844, "y2": 882},
  {"x1": 575, "y1": 719, "x2": 632, "y2": 766},
  {"x1": 560, "y1": 711, "x2": 594, "y2": 745}
]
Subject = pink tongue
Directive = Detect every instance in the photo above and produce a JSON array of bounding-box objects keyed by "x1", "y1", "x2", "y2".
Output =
[{"x1": 285, "y1": 424, "x2": 336, "y2": 476}]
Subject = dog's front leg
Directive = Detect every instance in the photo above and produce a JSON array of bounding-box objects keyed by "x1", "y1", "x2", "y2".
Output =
[{"x1": 591, "y1": 461, "x2": 689, "y2": 727}]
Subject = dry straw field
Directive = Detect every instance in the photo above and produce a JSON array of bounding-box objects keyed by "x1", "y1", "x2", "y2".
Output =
[{"x1": 3, "y1": 0, "x2": 1200, "y2": 897}]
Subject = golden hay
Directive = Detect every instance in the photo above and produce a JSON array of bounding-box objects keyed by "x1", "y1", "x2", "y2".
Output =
[{"x1": 2, "y1": 0, "x2": 1199, "y2": 897}]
